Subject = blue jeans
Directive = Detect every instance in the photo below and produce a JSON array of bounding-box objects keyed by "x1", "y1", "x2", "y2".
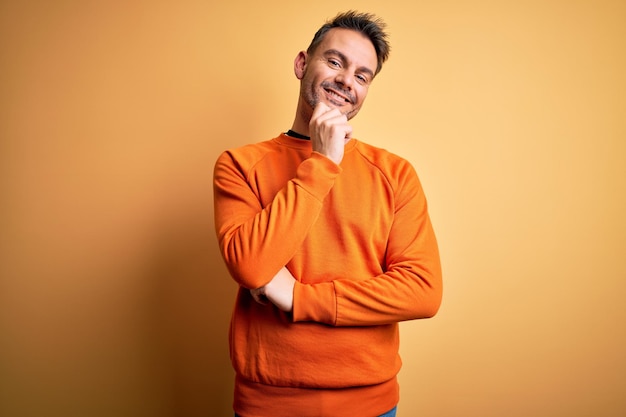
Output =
[
  {"x1": 235, "y1": 405, "x2": 397, "y2": 417},
  {"x1": 379, "y1": 406, "x2": 398, "y2": 417}
]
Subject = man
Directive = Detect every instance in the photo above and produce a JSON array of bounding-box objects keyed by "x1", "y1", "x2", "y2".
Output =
[{"x1": 213, "y1": 10, "x2": 442, "y2": 417}]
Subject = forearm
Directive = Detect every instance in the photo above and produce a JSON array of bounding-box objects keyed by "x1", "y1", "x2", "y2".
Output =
[
  {"x1": 213, "y1": 151, "x2": 340, "y2": 288},
  {"x1": 292, "y1": 166, "x2": 443, "y2": 326},
  {"x1": 293, "y1": 254, "x2": 442, "y2": 326}
]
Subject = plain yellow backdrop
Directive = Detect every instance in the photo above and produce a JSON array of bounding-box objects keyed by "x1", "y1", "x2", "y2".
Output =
[{"x1": 1, "y1": 1, "x2": 625, "y2": 416}]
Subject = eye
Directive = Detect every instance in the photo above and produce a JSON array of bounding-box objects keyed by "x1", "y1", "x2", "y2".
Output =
[
  {"x1": 356, "y1": 74, "x2": 369, "y2": 85},
  {"x1": 327, "y1": 58, "x2": 341, "y2": 68}
]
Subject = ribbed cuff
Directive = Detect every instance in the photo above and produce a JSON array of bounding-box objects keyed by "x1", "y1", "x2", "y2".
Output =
[
  {"x1": 293, "y1": 153, "x2": 341, "y2": 202},
  {"x1": 292, "y1": 281, "x2": 336, "y2": 325}
]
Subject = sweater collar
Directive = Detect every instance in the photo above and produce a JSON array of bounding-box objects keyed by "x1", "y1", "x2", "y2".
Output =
[{"x1": 276, "y1": 133, "x2": 357, "y2": 152}]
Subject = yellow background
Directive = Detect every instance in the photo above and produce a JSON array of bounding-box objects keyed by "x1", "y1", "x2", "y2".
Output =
[{"x1": 1, "y1": 0, "x2": 625, "y2": 416}]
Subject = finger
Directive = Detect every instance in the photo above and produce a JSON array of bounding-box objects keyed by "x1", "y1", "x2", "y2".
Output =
[
  {"x1": 344, "y1": 123, "x2": 353, "y2": 138},
  {"x1": 321, "y1": 117, "x2": 352, "y2": 139},
  {"x1": 313, "y1": 107, "x2": 345, "y2": 125},
  {"x1": 311, "y1": 101, "x2": 332, "y2": 120},
  {"x1": 250, "y1": 289, "x2": 268, "y2": 305},
  {"x1": 311, "y1": 113, "x2": 348, "y2": 140}
]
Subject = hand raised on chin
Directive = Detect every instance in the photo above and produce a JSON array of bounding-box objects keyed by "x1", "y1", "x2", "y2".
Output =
[{"x1": 309, "y1": 102, "x2": 353, "y2": 165}]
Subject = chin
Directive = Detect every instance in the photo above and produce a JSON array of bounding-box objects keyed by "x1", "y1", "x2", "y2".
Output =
[
  {"x1": 345, "y1": 110, "x2": 359, "y2": 120},
  {"x1": 344, "y1": 105, "x2": 361, "y2": 119}
]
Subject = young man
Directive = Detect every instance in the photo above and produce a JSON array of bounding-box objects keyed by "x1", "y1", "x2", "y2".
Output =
[{"x1": 213, "y1": 11, "x2": 442, "y2": 417}]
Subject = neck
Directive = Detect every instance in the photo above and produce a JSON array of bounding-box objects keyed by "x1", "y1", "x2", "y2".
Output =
[{"x1": 290, "y1": 98, "x2": 313, "y2": 137}]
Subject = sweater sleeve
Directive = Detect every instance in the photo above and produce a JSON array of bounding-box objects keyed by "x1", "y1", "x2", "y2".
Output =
[
  {"x1": 213, "y1": 149, "x2": 341, "y2": 289},
  {"x1": 292, "y1": 163, "x2": 443, "y2": 326}
]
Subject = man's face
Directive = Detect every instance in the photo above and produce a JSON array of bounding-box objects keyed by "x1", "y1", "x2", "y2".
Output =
[{"x1": 296, "y1": 28, "x2": 378, "y2": 120}]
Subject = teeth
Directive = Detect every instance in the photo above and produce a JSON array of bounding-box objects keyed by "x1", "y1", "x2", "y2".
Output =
[{"x1": 327, "y1": 89, "x2": 347, "y2": 103}]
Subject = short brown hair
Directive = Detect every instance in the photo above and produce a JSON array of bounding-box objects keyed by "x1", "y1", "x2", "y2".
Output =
[{"x1": 306, "y1": 10, "x2": 391, "y2": 75}]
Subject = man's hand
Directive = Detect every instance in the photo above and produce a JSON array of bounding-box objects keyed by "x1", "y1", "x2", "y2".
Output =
[
  {"x1": 309, "y1": 102, "x2": 353, "y2": 165},
  {"x1": 250, "y1": 267, "x2": 296, "y2": 312}
]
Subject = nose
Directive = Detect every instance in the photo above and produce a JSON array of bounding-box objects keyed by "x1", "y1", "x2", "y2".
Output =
[{"x1": 335, "y1": 70, "x2": 354, "y2": 90}]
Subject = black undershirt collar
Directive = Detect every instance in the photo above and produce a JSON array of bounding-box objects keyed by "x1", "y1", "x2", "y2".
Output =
[{"x1": 285, "y1": 129, "x2": 310, "y2": 140}]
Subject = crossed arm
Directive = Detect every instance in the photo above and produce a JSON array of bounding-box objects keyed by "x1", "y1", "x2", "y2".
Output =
[{"x1": 214, "y1": 104, "x2": 442, "y2": 325}]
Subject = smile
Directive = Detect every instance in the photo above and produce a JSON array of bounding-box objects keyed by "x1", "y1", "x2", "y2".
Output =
[{"x1": 324, "y1": 88, "x2": 352, "y2": 104}]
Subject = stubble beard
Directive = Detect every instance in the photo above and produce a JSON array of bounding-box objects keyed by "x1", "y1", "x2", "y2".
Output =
[{"x1": 302, "y1": 82, "x2": 360, "y2": 120}]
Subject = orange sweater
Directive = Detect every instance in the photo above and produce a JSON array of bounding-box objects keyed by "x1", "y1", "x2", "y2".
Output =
[{"x1": 213, "y1": 134, "x2": 442, "y2": 417}]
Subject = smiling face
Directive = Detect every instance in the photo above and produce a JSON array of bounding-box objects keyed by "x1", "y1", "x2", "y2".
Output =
[{"x1": 294, "y1": 28, "x2": 378, "y2": 123}]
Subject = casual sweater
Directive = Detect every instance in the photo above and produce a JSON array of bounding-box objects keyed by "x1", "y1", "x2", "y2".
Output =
[{"x1": 213, "y1": 133, "x2": 442, "y2": 417}]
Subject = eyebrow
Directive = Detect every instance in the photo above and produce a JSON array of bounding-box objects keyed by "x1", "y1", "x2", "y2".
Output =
[{"x1": 323, "y1": 49, "x2": 375, "y2": 79}]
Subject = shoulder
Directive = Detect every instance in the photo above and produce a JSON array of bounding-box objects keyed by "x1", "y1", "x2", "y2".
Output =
[
  {"x1": 352, "y1": 140, "x2": 418, "y2": 182},
  {"x1": 351, "y1": 141, "x2": 427, "y2": 206},
  {"x1": 215, "y1": 138, "x2": 279, "y2": 170},
  {"x1": 221, "y1": 138, "x2": 278, "y2": 160}
]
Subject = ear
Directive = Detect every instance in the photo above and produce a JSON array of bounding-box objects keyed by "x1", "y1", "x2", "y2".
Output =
[{"x1": 293, "y1": 51, "x2": 307, "y2": 80}]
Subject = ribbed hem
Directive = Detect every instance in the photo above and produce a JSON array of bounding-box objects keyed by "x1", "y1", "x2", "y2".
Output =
[{"x1": 234, "y1": 374, "x2": 399, "y2": 417}]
